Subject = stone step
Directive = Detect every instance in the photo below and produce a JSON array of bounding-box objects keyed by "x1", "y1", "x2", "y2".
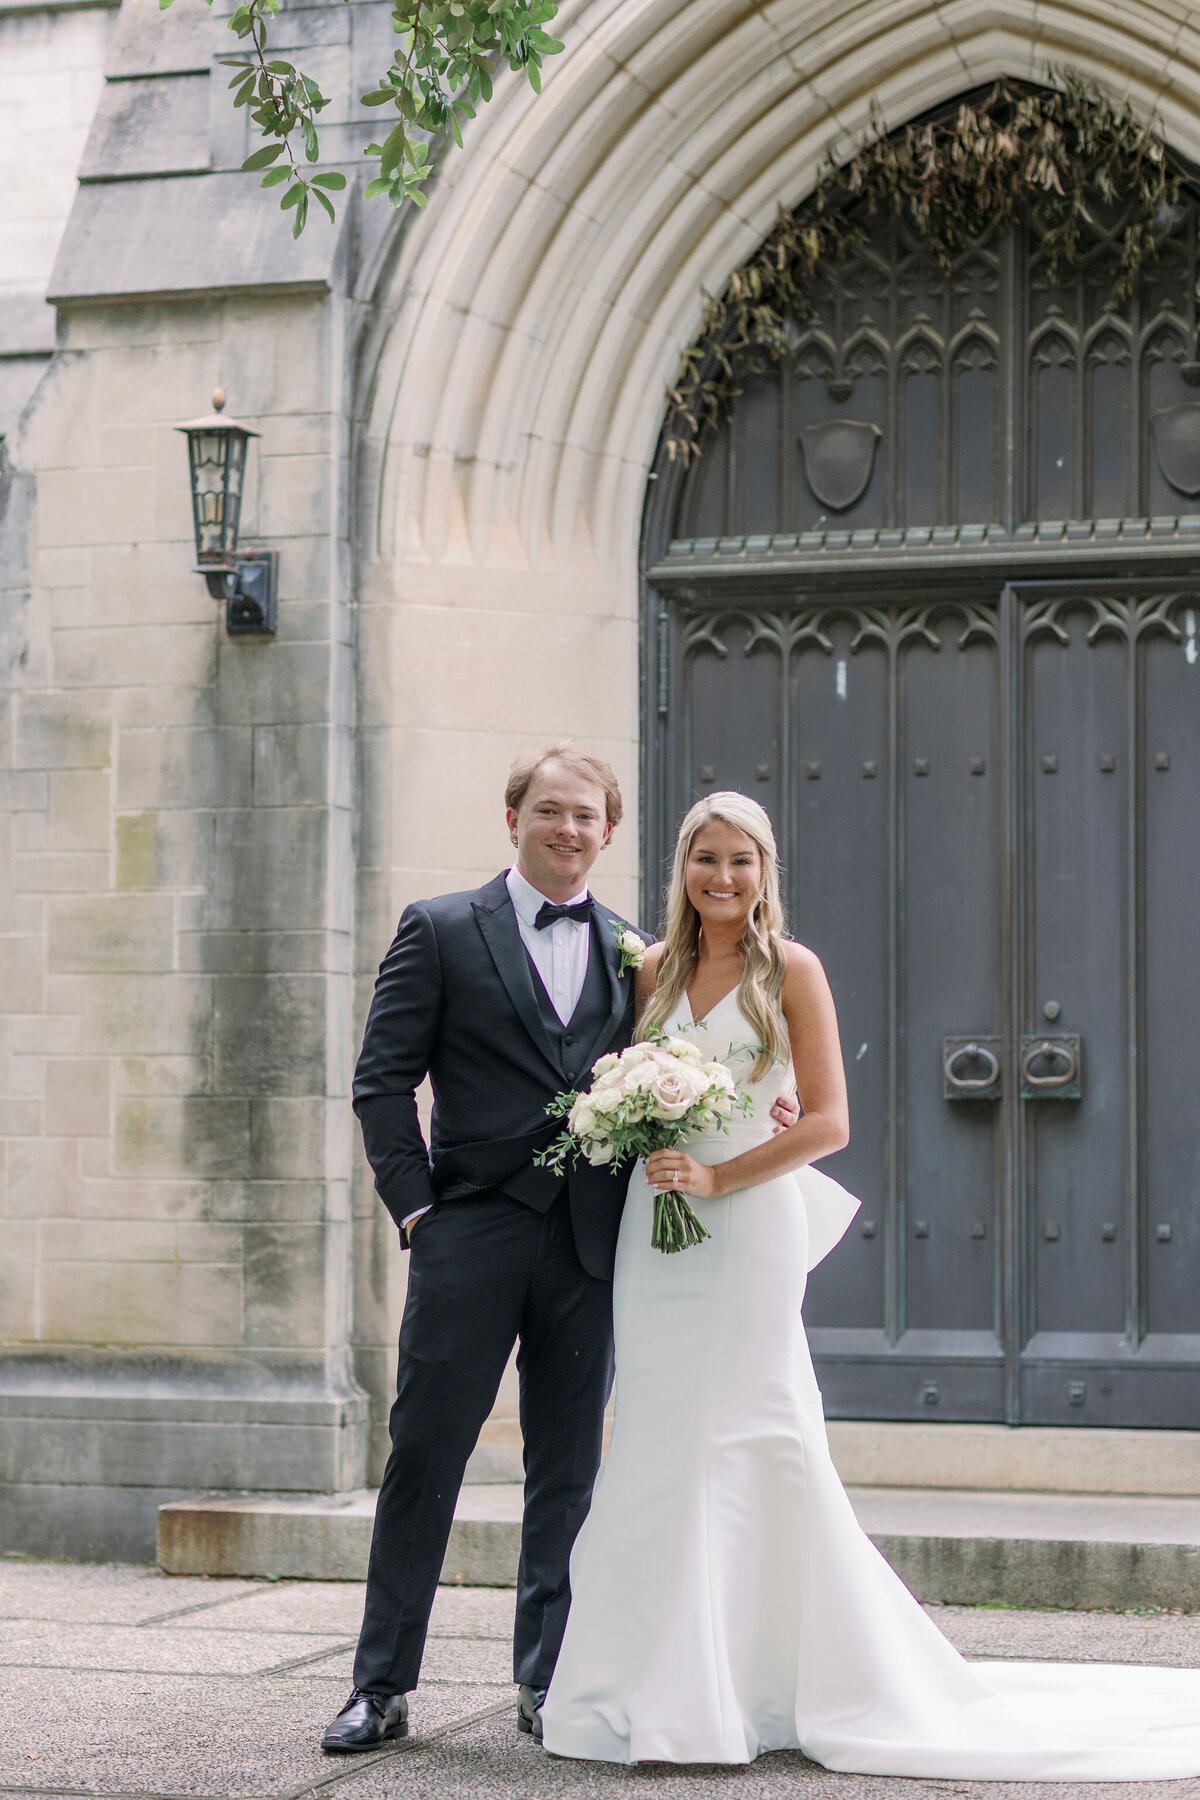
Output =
[
  {"x1": 825, "y1": 1421, "x2": 1200, "y2": 1496},
  {"x1": 466, "y1": 1419, "x2": 1200, "y2": 1494},
  {"x1": 158, "y1": 1482, "x2": 1200, "y2": 1611}
]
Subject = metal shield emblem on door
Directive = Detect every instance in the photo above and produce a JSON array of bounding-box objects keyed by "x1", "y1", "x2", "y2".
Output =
[
  {"x1": 799, "y1": 419, "x2": 881, "y2": 510},
  {"x1": 1151, "y1": 404, "x2": 1200, "y2": 496}
]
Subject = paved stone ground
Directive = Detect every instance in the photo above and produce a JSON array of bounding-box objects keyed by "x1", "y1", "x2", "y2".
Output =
[{"x1": 2, "y1": 1558, "x2": 1200, "y2": 1800}]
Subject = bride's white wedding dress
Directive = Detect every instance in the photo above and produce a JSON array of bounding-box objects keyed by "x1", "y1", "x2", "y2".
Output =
[{"x1": 541, "y1": 989, "x2": 1200, "y2": 1776}]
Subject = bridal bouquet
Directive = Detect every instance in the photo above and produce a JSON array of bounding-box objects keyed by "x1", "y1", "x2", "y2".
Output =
[{"x1": 534, "y1": 1032, "x2": 752, "y2": 1253}]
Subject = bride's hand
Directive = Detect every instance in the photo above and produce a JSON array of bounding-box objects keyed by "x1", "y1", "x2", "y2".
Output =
[
  {"x1": 770, "y1": 1088, "x2": 800, "y2": 1133},
  {"x1": 645, "y1": 1149, "x2": 717, "y2": 1199}
]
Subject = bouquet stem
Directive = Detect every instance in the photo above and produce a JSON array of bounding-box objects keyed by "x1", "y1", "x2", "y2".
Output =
[{"x1": 651, "y1": 1188, "x2": 711, "y2": 1255}]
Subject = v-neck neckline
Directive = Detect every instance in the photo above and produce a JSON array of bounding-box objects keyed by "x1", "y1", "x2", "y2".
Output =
[{"x1": 684, "y1": 982, "x2": 741, "y2": 1027}]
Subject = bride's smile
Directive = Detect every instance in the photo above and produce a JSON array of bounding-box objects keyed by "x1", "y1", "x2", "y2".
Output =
[{"x1": 684, "y1": 823, "x2": 761, "y2": 932}]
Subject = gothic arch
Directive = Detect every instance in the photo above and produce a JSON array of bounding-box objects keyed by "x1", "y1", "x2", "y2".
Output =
[{"x1": 355, "y1": 1, "x2": 1200, "y2": 584}]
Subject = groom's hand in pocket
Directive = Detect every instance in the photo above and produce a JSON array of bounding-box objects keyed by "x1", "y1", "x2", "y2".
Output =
[{"x1": 770, "y1": 1089, "x2": 800, "y2": 1134}]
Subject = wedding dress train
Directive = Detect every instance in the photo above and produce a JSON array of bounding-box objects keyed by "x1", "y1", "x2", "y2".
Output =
[{"x1": 541, "y1": 990, "x2": 1200, "y2": 1777}]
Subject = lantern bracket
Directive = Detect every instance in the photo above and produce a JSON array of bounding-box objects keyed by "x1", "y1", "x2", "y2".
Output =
[{"x1": 198, "y1": 550, "x2": 278, "y2": 635}]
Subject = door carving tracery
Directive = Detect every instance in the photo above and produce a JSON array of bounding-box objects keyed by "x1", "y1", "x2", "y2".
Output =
[{"x1": 676, "y1": 203, "x2": 1200, "y2": 542}]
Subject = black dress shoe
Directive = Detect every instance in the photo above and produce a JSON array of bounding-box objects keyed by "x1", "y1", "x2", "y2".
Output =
[
  {"x1": 321, "y1": 1688, "x2": 408, "y2": 1751},
  {"x1": 517, "y1": 1683, "x2": 546, "y2": 1741}
]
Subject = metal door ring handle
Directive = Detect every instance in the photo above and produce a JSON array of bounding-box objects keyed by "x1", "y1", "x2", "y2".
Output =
[
  {"x1": 1021, "y1": 1040, "x2": 1078, "y2": 1088},
  {"x1": 944, "y1": 1042, "x2": 1001, "y2": 1090}
]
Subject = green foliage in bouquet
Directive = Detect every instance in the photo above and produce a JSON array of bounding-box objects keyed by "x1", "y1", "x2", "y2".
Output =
[{"x1": 534, "y1": 1030, "x2": 754, "y2": 1255}]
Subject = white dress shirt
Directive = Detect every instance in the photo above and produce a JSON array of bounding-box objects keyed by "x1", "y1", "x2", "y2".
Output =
[
  {"x1": 402, "y1": 867, "x2": 593, "y2": 1236},
  {"x1": 505, "y1": 864, "x2": 593, "y2": 1025}
]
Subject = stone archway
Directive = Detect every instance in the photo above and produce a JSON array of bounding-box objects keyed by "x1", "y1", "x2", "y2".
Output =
[{"x1": 347, "y1": 0, "x2": 1200, "y2": 1466}]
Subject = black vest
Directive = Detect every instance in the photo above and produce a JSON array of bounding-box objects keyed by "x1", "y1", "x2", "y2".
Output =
[
  {"x1": 525, "y1": 916, "x2": 611, "y2": 1089},
  {"x1": 493, "y1": 919, "x2": 613, "y2": 1213}
]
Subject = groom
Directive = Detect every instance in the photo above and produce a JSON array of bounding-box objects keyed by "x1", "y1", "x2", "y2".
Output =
[{"x1": 322, "y1": 742, "x2": 648, "y2": 1751}]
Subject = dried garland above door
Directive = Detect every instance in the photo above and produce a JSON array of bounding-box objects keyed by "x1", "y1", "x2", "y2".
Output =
[{"x1": 663, "y1": 73, "x2": 1181, "y2": 465}]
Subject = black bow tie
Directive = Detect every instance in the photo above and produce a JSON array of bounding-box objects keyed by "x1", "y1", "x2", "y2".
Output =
[{"x1": 534, "y1": 899, "x2": 593, "y2": 931}]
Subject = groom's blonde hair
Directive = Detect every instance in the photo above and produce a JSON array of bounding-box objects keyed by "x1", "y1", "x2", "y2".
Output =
[
  {"x1": 638, "y1": 791, "x2": 789, "y2": 1082},
  {"x1": 506, "y1": 741, "x2": 624, "y2": 827}
]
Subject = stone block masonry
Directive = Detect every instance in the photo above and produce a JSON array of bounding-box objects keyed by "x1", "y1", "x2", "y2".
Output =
[{"x1": 0, "y1": 0, "x2": 370, "y2": 1553}]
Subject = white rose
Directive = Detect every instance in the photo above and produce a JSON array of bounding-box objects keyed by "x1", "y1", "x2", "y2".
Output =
[
  {"x1": 568, "y1": 1097, "x2": 597, "y2": 1137},
  {"x1": 663, "y1": 1035, "x2": 704, "y2": 1065},
  {"x1": 703, "y1": 1062, "x2": 737, "y2": 1093},
  {"x1": 619, "y1": 1043, "x2": 652, "y2": 1068},
  {"x1": 617, "y1": 1059, "x2": 659, "y2": 1095},
  {"x1": 585, "y1": 1137, "x2": 615, "y2": 1165},
  {"x1": 617, "y1": 928, "x2": 645, "y2": 969},
  {"x1": 591, "y1": 1052, "x2": 620, "y2": 1078},
  {"x1": 646, "y1": 1059, "x2": 710, "y2": 1120}
]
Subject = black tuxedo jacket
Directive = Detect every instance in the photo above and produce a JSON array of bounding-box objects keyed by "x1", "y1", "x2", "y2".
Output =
[{"x1": 353, "y1": 872, "x2": 649, "y2": 1280}]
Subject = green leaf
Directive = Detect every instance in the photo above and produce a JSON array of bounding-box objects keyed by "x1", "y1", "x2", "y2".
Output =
[
  {"x1": 260, "y1": 164, "x2": 290, "y2": 187},
  {"x1": 292, "y1": 191, "x2": 309, "y2": 238},
  {"x1": 361, "y1": 89, "x2": 395, "y2": 105},
  {"x1": 363, "y1": 176, "x2": 393, "y2": 200},
  {"x1": 265, "y1": 59, "x2": 294, "y2": 74},
  {"x1": 280, "y1": 181, "x2": 305, "y2": 210},
  {"x1": 311, "y1": 170, "x2": 347, "y2": 189},
  {"x1": 379, "y1": 119, "x2": 408, "y2": 176},
  {"x1": 303, "y1": 116, "x2": 319, "y2": 161},
  {"x1": 312, "y1": 185, "x2": 336, "y2": 222},
  {"x1": 242, "y1": 142, "x2": 285, "y2": 170}
]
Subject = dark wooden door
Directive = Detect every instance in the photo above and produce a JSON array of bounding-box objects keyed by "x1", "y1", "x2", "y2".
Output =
[
  {"x1": 651, "y1": 580, "x2": 1200, "y2": 1424},
  {"x1": 642, "y1": 121, "x2": 1200, "y2": 1424},
  {"x1": 1013, "y1": 580, "x2": 1200, "y2": 1424}
]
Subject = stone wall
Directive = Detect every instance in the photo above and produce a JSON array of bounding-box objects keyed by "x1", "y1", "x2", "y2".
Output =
[
  {"x1": 0, "y1": 0, "x2": 380, "y2": 1559},
  {"x1": 0, "y1": 0, "x2": 115, "y2": 438}
]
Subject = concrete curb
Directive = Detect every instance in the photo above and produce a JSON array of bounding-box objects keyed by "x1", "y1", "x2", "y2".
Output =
[
  {"x1": 875, "y1": 1533, "x2": 1200, "y2": 1611},
  {"x1": 159, "y1": 1483, "x2": 1200, "y2": 1608}
]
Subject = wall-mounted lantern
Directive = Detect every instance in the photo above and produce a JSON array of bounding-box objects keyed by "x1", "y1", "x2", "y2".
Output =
[{"x1": 175, "y1": 389, "x2": 277, "y2": 635}]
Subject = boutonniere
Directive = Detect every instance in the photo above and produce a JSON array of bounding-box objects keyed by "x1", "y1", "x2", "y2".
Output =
[{"x1": 611, "y1": 920, "x2": 645, "y2": 976}]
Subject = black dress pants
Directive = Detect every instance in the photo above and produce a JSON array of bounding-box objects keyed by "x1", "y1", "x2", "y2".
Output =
[{"x1": 353, "y1": 1187, "x2": 615, "y2": 1696}]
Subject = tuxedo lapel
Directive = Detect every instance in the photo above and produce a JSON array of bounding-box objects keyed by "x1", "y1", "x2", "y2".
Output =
[
  {"x1": 472, "y1": 878, "x2": 563, "y2": 1076},
  {"x1": 575, "y1": 902, "x2": 634, "y2": 1075}
]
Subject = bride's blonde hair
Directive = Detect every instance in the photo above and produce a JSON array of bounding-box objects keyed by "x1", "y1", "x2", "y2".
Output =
[{"x1": 638, "y1": 791, "x2": 789, "y2": 1082}]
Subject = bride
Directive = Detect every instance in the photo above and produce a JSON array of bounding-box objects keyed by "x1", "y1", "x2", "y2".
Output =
[{"x1": 540, "y1": 791, "x2": 1200, "y2": 1778}]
